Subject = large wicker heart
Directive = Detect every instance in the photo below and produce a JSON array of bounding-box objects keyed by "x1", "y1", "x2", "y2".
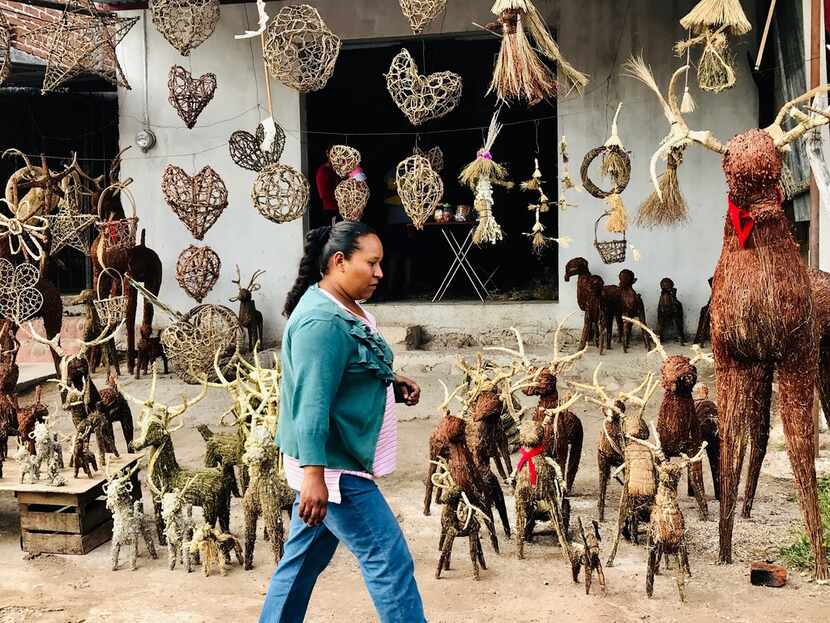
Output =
[
  {"x1": 395, "y1": 155, "x2": 443, "y2": 229},
  {"x1": 168, "y1": 65, "x2": 217, "y2": 129},
  {"x1": 386, "y1": 49, "x2": 462, "y2": 126},
  {"x1": 162, "y1": 165, "x2": 228, "y2": 240},
  {"x1": 150, "y1": 0, "x2": 220, "y2": 56},
  {"x1": 0, "y1": 259, "x2": 43, "y2": 324},
  {"x1": 228, "y1": 121, "x2": 285, "y2": 172},
  {"x1": 176, "y1": 245, "x2": 221, "y2": 303}
]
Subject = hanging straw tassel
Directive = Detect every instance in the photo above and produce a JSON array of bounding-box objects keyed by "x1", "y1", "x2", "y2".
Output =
[
  {"x1": 601, "y1": 103, "x2": 627, "y2": 179},
  {"x1": 605, "y1": 194, "x2": 628, "y2": 233},
  {"x1": 680, "y1": 45, "x2": 696, "y2": 113},
  {"x1": 675, "y1": 27, "x2": 736, "y2": 93},
  {"x1": 680, "y1": 0, "x2": 752, "y2": 36},
  {"x1": 637, "y1": 146, "x2": 689, "y2": 228},
  {"x1": 473, "y1": 183, "x2": 503, "y2": 245},
  {"x1": 529, "y1": 208, "x2": 547, "y2": 252},
  {"x1": 460, "y1": 112, "x2": 506, "y2": 188}
]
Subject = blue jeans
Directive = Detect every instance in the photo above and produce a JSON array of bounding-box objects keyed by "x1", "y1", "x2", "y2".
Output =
[{"x1": 259, "y1": 475, "x2": 426, "y2": 623}]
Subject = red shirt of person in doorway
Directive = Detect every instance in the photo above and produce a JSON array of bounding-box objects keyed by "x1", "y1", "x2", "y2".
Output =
[{"x1": 315, "y1": 154, "x2": 340, "y2": 214}]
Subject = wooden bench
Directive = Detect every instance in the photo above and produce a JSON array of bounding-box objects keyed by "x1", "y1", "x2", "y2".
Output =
[{"x1": 0, "y1": 453, "x2": 143, "y2": 555}]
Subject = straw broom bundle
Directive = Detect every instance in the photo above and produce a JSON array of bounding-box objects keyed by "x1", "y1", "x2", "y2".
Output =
[
  {"x1": 637, "y1": 146, "x2": 689, "y2": 228},
  {"x1": 680, "y1": 0, "x2": 752, "y2": 36}
]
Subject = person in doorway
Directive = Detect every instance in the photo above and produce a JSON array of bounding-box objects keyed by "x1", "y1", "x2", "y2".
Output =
[
  {"x1": 259, "y1": 222, "x2": 426, "y2": 623},
  {"x1": 382, "y1": 167, "x2": 415, "y2": 300},
  {"x1": 314, "y1": 145, "x2": 340, "y2": 226}
]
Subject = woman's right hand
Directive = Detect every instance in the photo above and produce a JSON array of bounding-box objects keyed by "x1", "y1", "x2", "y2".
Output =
[{"x1": 298, "y1": 466, "x2": 328, "y2": 526}]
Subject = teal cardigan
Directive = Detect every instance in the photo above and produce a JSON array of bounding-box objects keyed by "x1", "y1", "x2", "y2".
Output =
[{"x1": 276, "y1": 285, "x2": 394, "y2": 472}]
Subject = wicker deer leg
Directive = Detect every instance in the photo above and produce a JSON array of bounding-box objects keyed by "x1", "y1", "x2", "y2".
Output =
[
  {"x1": 741, "y1": 368, "x2": 773, "y2": 517},
  {"x1": 646, "y1": 538, "x2": 659, "y2": 598},
  {"x1": 564, "y1": 421, "x2": 583, "y2": 493},
  {"x1": 606, "y1": 488, "x2": 629, "y2": 567},
  {"x1": 468, "y1": 531, "x2": 481, "y2": 581},
  {"x1": 674, "y1": 553, "x2": 687, "y2": 602},
  {"x1": 687, "y1": 461, "x2": 708, "y2": 521},
  {"x1": 597, "y1": 453, "x2": 613, "y2": 522},
  {"x1": 579, "y1": 310, "x2": 593, "y2": 352},
  {"x1": 820, "y1": 338, "x2": 830, "y2": 430},
  {"x1": 436, "y1": 528, "x2": 457, "y2": 578},
  {"x1": 515, "y1": 494, "x2": 528, "y2": 559}
]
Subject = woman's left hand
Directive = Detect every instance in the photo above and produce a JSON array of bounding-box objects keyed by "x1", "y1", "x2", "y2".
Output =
[{"x1": 394, "y1": 374, "x2": 421, "y2": 406}]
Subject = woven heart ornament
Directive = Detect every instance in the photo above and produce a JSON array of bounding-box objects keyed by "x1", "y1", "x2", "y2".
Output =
[
  {"x1": 229, "y1": 121, "x2": 285, "y2": 172},
  {"x1": 151, "y1": 0, "x2": 220, "y2": 56},
  {"x1": 399, "y1": 0, "x2": 447, "y2": 35},
  {"x1": 168, "y1": 65, "x2": 217, "y2": 129},
  {"x1": 386, "y1": 49, "x2": 462, "y2": 126},
  {"x1": 0, "y1": 259, "x2": 43, "y2": 324},
  {"x1": 176, "y1": 245, "x2": 221, "y2": 302},
  {"x1": 395, "y1": 155, "x2": 443, "y2": 229},
  {"x1": 162, "y1": 165, "x2": 228, "y2": 240}
]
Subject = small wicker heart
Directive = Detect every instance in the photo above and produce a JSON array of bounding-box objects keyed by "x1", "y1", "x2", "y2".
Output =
[
  {"x1": 386, "y1": 49, "x2": 462, "y2": 126},
  {"x1": 0, "y1": 259, "x2": 43, "y2": 324},
  {"x1": 162, "y1": 165, "x2": 228, "y2": 240},
  {"x1": 176, "y1": 245, "x2": 221, "y2": 303},
  {"x1": 168, "y1": 65, "x2": 217, "y2": 129},
  {"x1": 229, "y1": 122, "x2": 285, "y2": 172}
]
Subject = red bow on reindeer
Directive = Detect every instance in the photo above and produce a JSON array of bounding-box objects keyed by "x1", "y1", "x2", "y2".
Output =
[
  {"x1": 727, "y1": 196, "x2": 754, "y2": 249},
  {"x1": 516, "y1": 444, "x2": 546, "y2": 486}
]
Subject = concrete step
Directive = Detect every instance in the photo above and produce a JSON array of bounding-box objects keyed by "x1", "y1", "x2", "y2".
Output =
[{"x1": 377, "y1": 325, "x2": 423, "y2": 352}]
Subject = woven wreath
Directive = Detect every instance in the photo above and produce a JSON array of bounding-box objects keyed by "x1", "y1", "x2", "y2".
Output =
[
  {"x1": 580, "y1": 145, "x2": 631, "y2": 199},
  {"x1": 395, "y1": 155, "x2": 443, "y2": 229},
  {"x1": 168, "y1": 65, "x2": 217, "y2": 129},
  {"x1": 399, "y1": 0, "x2": 447, "y2": 35},
  {"x1": 251, "y1": 163, "x2": 309, "y2": 224},
  {"x1": 228, "y1": 121, "x2": 285, "y2": 172},
  {"x1": 0, "y1": 259, "x2": 43, "y2": 324},
  {"x1": 263, "y1": 4, "x2": 341, "y2": 93},
  {"x1": 150, "y1": 0, "x2": 220, "y2": 56},
  {"x1": 162, "y1": 165, "x2": 228, "y2": 240},
  {"x1": 386, "y1": 49, "x2": 462, "y2": 126},
  {"x1": 176, "y1": 245, "x2": 221, "y2": 303},
  {"x1": 161, "y1": 303, "x2": 239, "y2": 384}
]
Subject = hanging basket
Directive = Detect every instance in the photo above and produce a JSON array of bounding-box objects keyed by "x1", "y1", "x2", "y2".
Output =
[
  {"x1": 94, "y1": 267, "x2": 127, "y2": 326},
  {"x1": 593, "y1": 213, "x2": 626, "y2": 264},
  {"x1": 96, "y1": 185, "x2": 138, "y2": 253}
]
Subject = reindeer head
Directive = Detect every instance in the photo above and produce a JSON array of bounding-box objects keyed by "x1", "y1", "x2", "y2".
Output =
[
  {"x1": 518, "y1": 419, "x2": 545, "y2": 449},
  {"x1": 692, "y1": 382, "x2": 710, "y2": 401},
  {"x1": 104, "y1": 462, "x2": 139, "y2": 510},
  {"x1": 564, "y1": 257, "x2": 590, "y2": 281},
  {"x1": 722, "y1": 129, "x2": 781, "y2": 206},
  {"x1": 68, "y1": 289, "x2": 96, "y2": 307},
  {"x1": 230, "y1": 265, "x2": 265, "y2": 304}
]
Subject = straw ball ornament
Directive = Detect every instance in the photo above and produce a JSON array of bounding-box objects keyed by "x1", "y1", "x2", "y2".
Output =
[
  {"x1": 395, "y1": 155, "x2": 443, "y2": 229},
  {"x1": 251, "y1": 163, "x2": 309, "y2": 224},
  {"x1": 386, "y1": 49, "x2": 462, "y2": 126},
  {"x1": 0, "y1": 259, "x2": 43, "y2": 325},
  {"x1": 335, "y1": 178, "x2": 370, "y2": 221},
  {"x1": 150, "y1": 0, "x2": 220, "y2": 56},
  {"x1": 176, "y1": 244, "x2": 221, "y2": 303},
  {"x1": 263, "y1": 4, "x2": 341, "y2": 93},
  {"x1": 328, "y1": 145, "x2": 361, "y2": 178},
  {"x1": 161, "y1": 304, "x2": 240, "y2": 384},
  {"x1": 675, "y1": 28, "x2": 736, "y2": 94},
  {"x1": 0, "y1": 11, "x2": 11, "y2": 87},
  {"x1": 168, "y1": 65, "x2": 217, "y2": 129},
  {"x1": 162, "y1": 165, "x2": 228, "y2": 240},
  {"x1": 228, "y1": 121, "x2": 285, "y2": 172},
  {"x1": 399, "y1": 0, "x2": 447, "y2": 35}
]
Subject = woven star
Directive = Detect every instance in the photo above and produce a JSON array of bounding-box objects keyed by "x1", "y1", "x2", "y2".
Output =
[
  {"x1": 21, "y1": 0, "x2": 137, "y2": 94},
  {"x1": 47, "y1": 202, "x2": 96, "y2": 254}
]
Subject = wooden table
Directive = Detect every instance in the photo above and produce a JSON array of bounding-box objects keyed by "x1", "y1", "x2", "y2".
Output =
[{"x1": 0, "y1": 452, "x2": 143, "y2": 555}]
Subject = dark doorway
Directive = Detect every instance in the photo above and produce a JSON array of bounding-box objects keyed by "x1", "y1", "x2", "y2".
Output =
[{"x1": 304, "y1": 34, "x2": 559, "y2": 302}]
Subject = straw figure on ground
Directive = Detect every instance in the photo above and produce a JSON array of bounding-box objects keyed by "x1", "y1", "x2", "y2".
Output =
[
  {"x1": 423, "y1": 380, "x2": 466, "y2": 515},
  {"x1": 572, "y1": 517, "x2": 606, "y2": 595},
  {"x1": 693, "y1": 277, "x2": 713, "y2": 346},
  {"x1": 161, "y1": 482, "x2": 197, "y2": 570},
  {"x1": 136, "y1": 323, "x2": 168, "y2": 380},
  {"x1": 627, "y1": 55, "x2": 830, "y2": 578},
  {"x1": 564, "y1": 256, "x2": 622, "y2": 351},
  {"x1": 230, "y1": 266, "x2": 265, "y2": 353},
  {"x1": 105, "y1": 463, "x2": 158, "y2": 571},
  {"x1": 185, "y1": 524, "x2": 244, "y2": 576},
  {"x1": 656, "y1": 277, "x2": 686, "y2": 344},
  {"x1": 617, "y1": 270, "x2": 649, "y2": 352}
]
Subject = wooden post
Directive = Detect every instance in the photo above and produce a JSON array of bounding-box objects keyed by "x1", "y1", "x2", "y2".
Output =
[{"x1": 810, "y1": 0, "x2": 822, "y2": 456}]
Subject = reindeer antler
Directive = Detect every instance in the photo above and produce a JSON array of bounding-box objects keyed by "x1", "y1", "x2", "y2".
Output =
[
  {"x1": 232, "y1": 264, "x2": 241, "y2": 287},
  {"x1": 621, "y1": 316, "x2": 665, "y2": 360},
  {"x1": 766, "y1": 86, "x2": 830, "y2": 148},
  {"x1": 625, "y1": 419, "x2": 665, "y2": 462},
  {"x1": 437, "y1": 379, "x2": 465, "y2": 417},
  {"x1": 248, "y1": 269, "x2": 266, "y2": 292},
  {"x1": 484, "y1": 327, "x2": 531, "y2": 368},
  {"x1": 550, "y1": 312, "x2": 587, "y2": 375}
]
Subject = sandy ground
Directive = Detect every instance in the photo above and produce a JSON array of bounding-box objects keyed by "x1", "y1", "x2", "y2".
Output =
[{"x1": 1, "y1": 338, "x2": 830, "y2": 623}]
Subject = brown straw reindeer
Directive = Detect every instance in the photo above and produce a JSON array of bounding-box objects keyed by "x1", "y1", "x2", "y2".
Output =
[
  {"x1": 617, "y1": 269, "x2": 650, "y2": 353},
  {"x1": 572, "y1": 517, "x2": 606, "y2": 596},
  {"x1": 628, "y1": 424, "x2": 707, "y2": 603},
  {"x1": 564, "y1": 257, "x2": 623, "y2": 351},
  {"x1": 656, "y1": 277, "x2": 686, "y2": 345},
  {"x1": 627, "y1": 56, "x2": 830, "y2": 578},
  {"x1": 423, "y1": 380, "x2": 467, "y2": 516},
  {"x1": 230, "y1": 266, "x2": 265, "y2": 352}
]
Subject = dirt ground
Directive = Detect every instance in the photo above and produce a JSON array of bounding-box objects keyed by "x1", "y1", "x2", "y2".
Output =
[{"x1": 2, "y1": 337, "x2": 830, "y2": 623}]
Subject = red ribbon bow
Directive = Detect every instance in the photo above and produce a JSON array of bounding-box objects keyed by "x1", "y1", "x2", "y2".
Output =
[
  {"x1": 727, "y1": 196, "x2": 754, "y2": 249},
  {"x1": 516, "y1": 444, "x2": 546, "y2": 486}
]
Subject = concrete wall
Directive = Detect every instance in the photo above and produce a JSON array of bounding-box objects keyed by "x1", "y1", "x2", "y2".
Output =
[{"x1": 116, "y1": 0, "x2": 759, "y2": 340}]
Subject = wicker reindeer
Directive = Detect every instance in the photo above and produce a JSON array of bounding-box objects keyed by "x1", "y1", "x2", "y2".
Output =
[
  {"x1": 564, "y1": 257, "x2": 623, "y2": 351},
  {"x1": 628, "y1": 56, "x2": 830, "y2": 577},
  {"x1": 97, "y1": 372, "x2": 135, "y2": 449},
  {"x1": 160, "y1": 480, "x2": 197, "y2": 571},
  {"x1": 14, "y1": 385, "x2": 48, "y2": 455},
  {"x1": 69, "y1": 289, "x2": 120, "y2": 376},
  {"x1": 510, "y1": 396, "x2": 580, "y2": 563},
  {"x1": 617, "y1": 270, "x2": 649, "y2": 353},
  {"x1": 572, "y1": 517, "x2": 606, "y2": 596},
  {"x1": 185, "y1": 524, "x2": 244, "y2": 577},
  {"x1": 231, "y1": 266, "x2": 265, "y2": 352},
  {"x1": 656, "y1": 277, "x2": 685, "y2": 344},
  {"x1": 431, "y1": 457, "x2": 489, "y2": 581},
  {"x1": 105, "y1": 463, "x2": 158, "y2": 571},
  {"x1": 69, "y1": 419, "x2": 98, "y2": 478},
  {"x1": 136, "y1": 324, "x2": 168, "y2": 380},
  {"x1": 124, "y1": 366, "x2": 232, "y2": 543},
  {"x1": 423, "y1": 380, "x2": 467, "y2": 515}
]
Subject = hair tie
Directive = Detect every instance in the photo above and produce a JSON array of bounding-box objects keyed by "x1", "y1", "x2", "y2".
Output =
[{"x1": 476, "y1": 149, "x2": 493, "y2": 160}]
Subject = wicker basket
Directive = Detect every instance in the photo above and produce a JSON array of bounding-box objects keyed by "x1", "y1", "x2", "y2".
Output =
[
  {"x1": 593, "y1": 213, "x2": 626, "y2": 264},
  {"x1": 96, "y1": 185, "x2": 139, "y2": 253},
  {"x1": 94, "y1": 267, "x2": 127, "y2": 326}
]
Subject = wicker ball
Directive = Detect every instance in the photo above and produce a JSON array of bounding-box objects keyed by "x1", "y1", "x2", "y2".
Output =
[
  {"x1": 328, "y1": 145, "x2": 361, "y2": 177},
  {"x1": 395, "y1": 155, "x2": 443, "y2": 229},
  {"x1": 161, "y1": 304, "x2": 240, "y2": 384},
  {"x1": 176, "y1": 245, "x2": 221, "y2": 303},
  {"x1": 335, "y1": 178, "x2": 370, "y2": 221},
  {"x1": 162, "y1": 165, "x2": 228, "y2": 240},
  {"x1": 150, "y1": 0, "x2": 220, "y2": 56},
  {"x1": 251, "y1": 163, "x2": 310, "y2": 224},
  {"x1": 263, "y1": 5, "x2": 341, "y2": 93}
]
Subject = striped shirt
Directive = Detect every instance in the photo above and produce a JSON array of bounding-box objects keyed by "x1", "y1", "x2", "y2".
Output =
[{"x1": 283, "y1": 289, "x2": 397, "y2": 504}]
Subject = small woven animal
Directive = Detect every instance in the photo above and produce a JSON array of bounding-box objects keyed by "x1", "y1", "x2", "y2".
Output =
[
  {"x1": 161, "y1": 483, "x2": 197, "y2": 571},
  {"x1": 136, "y1": 324, "x2": 168, "y2": 380},
  {"x1": 571, "y1": 517, "x2": 606, "y2": 595},
  {"x1": 105, "y1": 464, "x2": 158, "y2": 571},
  {"x1": 656, "y1": 277, "x2": 686, "y2": 344},
  {"x1": 185, "y1": 525, "x2": 244, "y2": 577},
  {"x1": 230, "y1": 266, "x2": 265, "y2": 353},
  {"x1": 69, "y1": 420, "x2": 98, "y2": 478}
]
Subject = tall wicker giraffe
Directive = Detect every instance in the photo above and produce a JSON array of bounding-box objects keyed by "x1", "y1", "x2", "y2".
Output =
[{"x1": 627, "y1": 56, "x2": 830, "y2": 578}]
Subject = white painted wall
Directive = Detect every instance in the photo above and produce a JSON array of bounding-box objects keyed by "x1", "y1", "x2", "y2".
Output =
[
  {"x1": 116, "y1": 0, "x2": 760, "y2": 339},
  {"x1": 117, "y1": 3, "x2": 302, "y2": 343}
]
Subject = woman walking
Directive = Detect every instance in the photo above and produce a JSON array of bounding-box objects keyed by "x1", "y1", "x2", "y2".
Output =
[{"x1": 260, "y1": 222, "x2": 426, "y2": 622}]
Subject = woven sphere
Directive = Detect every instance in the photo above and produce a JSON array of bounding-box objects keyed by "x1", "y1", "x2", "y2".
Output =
[
  {"x1": 161, "y1": 304, "x2": 240, "y2": 384},
  {"x1": 335, "y1": 178, "x2": 370, "y2": 221},
  {"x1": 162, "y1": 165, "x2": 228, "y2": 240},
  {"x1": 386, "y1": 48, "x2": 462, "y2": 126},
  {"x1": 263, "y1": 5, "x2": 341, "y2": 93},
  {"x1": 176, "y1": 244, "x2": 221, "y2": 303},
  {"x1": 150, "y1": 0, "x2": 220, "y2": 56},
  {"x1": 395, "y1": 155, "x2": 443, "y2": 229},
  {"x1": 251, "y1": 163, "x2": 309, "y2": 224},
  {"x1": 328, "y1": 145, "x2": 361, "y2": 177}
]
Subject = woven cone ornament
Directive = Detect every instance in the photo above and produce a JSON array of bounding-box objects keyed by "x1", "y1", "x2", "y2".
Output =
[
  {"x1": 162, "y1": 165, "x2": 228, "y2": 240},
  {"x1": 395, "y1": 155, "x2": 443, "y2": 229}
]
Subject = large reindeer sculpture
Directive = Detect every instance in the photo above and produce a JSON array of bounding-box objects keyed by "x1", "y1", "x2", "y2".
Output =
[{"x1": 627, "y1": 56, "x2": 830, "y2": 578}]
